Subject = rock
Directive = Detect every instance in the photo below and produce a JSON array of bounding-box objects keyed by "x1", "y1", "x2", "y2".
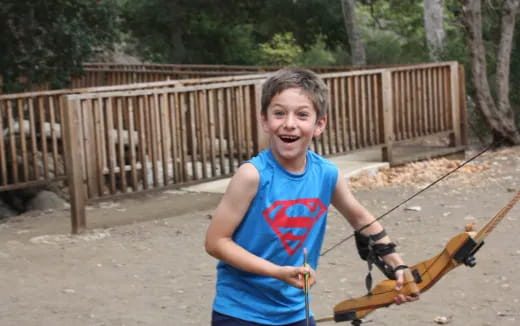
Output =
[
  {"x1": 25, "y1": 190, "x2": 67, "y2": 212},
  {"x1": 433, "y1": 316, "x2": 450, "y2": 324},
  {"x1": 0, "y1": 198, "x2": 19, "y2": 219}
]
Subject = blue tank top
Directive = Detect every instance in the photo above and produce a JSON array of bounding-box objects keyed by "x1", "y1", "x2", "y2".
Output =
[{"x1": 213, "y1": 149, "x2": 338, "y2": 325}]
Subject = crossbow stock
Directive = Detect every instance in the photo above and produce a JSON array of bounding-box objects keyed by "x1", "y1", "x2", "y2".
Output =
[{"x1": 322, "y1": 190, "x2": 520, "y2": 325}]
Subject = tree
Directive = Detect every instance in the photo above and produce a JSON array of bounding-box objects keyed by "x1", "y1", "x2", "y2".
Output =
[
  {"x1": 0, "y1": 0, "x2": 119, "y2": 92},
  {"x1": 423, "y1": 0, "x2": 446, "y2": 60},
  {"x1": 461, "y1": 0, "x2": 520, "y2": 145},
  {"x1": 341, "y1": 0, "x2": 367, "y2": 65}
]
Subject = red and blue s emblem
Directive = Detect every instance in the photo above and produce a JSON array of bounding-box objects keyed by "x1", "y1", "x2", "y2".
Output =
[{"x1": 262, "y1": 198, "x2": 326, "y2": 255}]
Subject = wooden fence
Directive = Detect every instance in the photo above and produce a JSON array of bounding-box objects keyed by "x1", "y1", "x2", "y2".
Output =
[
  {"x1": 61, "y1": 61, "x2": 466, "y2": 233},
  {"x1": 0, "y1": 62, "x2": 467, "y2": 233},
  {"x1": 70, "y1": 63, "x2": 415, "y2": 89},
  {"x1": 0, "y1": 74, "x2": 267, "y2": 192}
]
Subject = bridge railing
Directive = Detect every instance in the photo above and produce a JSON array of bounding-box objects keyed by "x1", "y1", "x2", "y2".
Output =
[{"x1": 61, "y1": 62, "x2": 466, "y2": 232}]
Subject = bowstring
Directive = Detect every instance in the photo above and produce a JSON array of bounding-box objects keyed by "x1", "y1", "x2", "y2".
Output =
[{"x1": 320, "y1": 140, "x2": 501, "y2": 257}]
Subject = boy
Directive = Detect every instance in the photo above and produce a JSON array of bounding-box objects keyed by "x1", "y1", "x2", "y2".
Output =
[{"x1": 205, "y1": 68, "x2": 418, "y2": 326}]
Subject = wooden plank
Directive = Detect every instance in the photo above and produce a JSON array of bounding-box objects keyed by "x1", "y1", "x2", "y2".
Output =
[
  {"x1": 432, "y1": 67, "x2": 439, "y2": 132},
  {"x1": 218, "y1": 88, "x2": 227, "y2": 170},
  {"x1": 17, "y1": 99, "x2": 29, "y2": 181},
  {"x1": 93, "y1": 98, "x2": 105, "y2": 195},
  {"x1": 405, "y1": 70, "x2": 412, "y2": 139},
  {"x1": 237, "y1": 86, "x2": 246, "y2": 161},
  {"x1": 347, "y1": 76, "x2": 355, "y2": 150},
  {"x1": 420, "y1": 69, "x2": 427, "y2": 136},
  {"x1": 0, "y1": 176, "x2": 67, "y2": 192},
  {"x1": 339, "y1": 78, "x2": 348, "y2": 151},
  {"x1": 443, "y1": 66, "x2": 450, "y2": 131},
  {"x1": 81, "y1": 99, "x2": 100, "y2": 199},
  {"x1": 333, "y1": 78, "x2": 341, "y2": 152},
  {"x1": 137, "y1": 96, "x2": 149, "y2": 190},
  {"x1": 150, "y1": 94, "x2": 159, "y2": 187},
  {"x1": 362, "y1": 75, "x2": 370, "y2": 146},
  {"x1": 104, "y1": 97, "x2": 117, "y2": 194},
  {"x1": 426, "y1": 68, "x2": 433, "y2": 134},
  {"x1": 189, "y1": 92, "x2": 199, "y2": 179},
  {"x1": 168, "y1": 93, "x2": 180, "y2": 182},
  {"x1": 243, "y1": 85, "x2": 253, "y2": 160},
  {"x1": 48, "y1": 96, "x2": 62, "y2": 179},
  {"x1": 0, "y1": 100, "x2": 7, "y2": 184},
  {"x1": 179, "y1": 93, "x2": 189, "y2": 182},
  {"x1": 7, "y1": 100, "x2": 18, "y2": 183},
  {"x1": 208, "y1": 89, "x2": 217, "y2": 177},
  {"x1": 159, "y1": 93, "x2": 170, "y2": 186},
  {"x1": 400, "y1": 71, "x2": 407, "y2": 139},
  {"x1": 410, "y1": 69, "x2": 418, "y2": 138},
  {"x1": 199, "y1": 90, "x2": 208, "y2": 179},
  {"x1": 62, "y1": 97, "x2": 86, "y2": 234},
  {"x1": 117, "y1": 97, "x2": 127, "y2": 192},
  {"x1": 225, "y1": 88, "x2": 234, "y2": 173},
  {"x1": 27, "y1": 98, "x2": 39, "y2": 180},
  {"x1": 366, "y1": 75, "x2": 374, "y2": 146},
  {"x1": 322, "y1": 79, "x2": 332, "y2": 155},
  {"x1": 373, "y1": 74, "x2": 381, "y2": 144},
  {"x1": 381, "y1": 70, "x2": 394, "y2": 163}
]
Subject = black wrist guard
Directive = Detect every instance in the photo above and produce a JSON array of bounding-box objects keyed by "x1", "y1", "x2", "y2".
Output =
[
  {"x1": 355, "y1": 229, "x2": 399, "y2": 293},
  {"x1": 354, "y1": 229, "x2": 396, "y2": 260}
]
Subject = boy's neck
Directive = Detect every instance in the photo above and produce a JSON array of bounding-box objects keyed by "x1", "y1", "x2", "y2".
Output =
[{"x1": 271, "y1": 150, "x2": 307, "y2": 174}]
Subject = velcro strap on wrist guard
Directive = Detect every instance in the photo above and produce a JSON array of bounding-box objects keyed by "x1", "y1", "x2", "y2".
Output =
[
  {"x1": 372, "y1": 242, "x2": 396, "y2": 257},
  {"x1": 354, "y1": 229, "x2": 389, "y2": 260}
]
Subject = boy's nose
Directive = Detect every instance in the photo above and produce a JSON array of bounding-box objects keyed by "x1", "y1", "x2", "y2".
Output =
[{"x1": 284, "y1": 114, "x2": 296, "y2": 129}]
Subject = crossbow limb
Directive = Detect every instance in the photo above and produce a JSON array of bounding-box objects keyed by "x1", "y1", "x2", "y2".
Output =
[{"x1": 330, "y1": 190, "x2": 520, "y2": 324}]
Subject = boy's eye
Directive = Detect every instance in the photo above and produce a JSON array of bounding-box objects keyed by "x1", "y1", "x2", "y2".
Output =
[
  {"x1": 298, "y1": 111, "x2": 310, "y2": 118},
  {"x1": 273, "y1": 111, "x2": 285, "y2": 116}
]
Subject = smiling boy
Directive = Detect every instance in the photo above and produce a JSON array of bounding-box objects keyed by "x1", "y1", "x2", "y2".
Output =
[{"x1": 205, "y1": 68, "x2": 417, "y2": 326}]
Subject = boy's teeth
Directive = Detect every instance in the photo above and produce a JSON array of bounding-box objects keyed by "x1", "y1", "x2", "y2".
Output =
[{"x1": 280, "y1": 136, "x2": 298, "y2": 143}]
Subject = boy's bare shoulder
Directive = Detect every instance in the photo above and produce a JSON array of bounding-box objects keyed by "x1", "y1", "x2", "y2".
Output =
[{"x1": 228, "y1": 162, "x2": 260, "y2": 189}]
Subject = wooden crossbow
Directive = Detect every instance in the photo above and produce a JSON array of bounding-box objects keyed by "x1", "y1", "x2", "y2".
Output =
[{"x1": 318, "y1": 190, "x2": 520, "y2": 325}]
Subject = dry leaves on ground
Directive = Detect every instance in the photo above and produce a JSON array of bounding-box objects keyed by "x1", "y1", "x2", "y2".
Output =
[{"x1": 348, "y1": 146, "x2": 520, "y2": 190}]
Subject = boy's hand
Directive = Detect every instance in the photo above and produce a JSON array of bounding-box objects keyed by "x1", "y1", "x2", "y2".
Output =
[
  {"x1": 393, "y1": 268, "x2": 420, "y2": 305},
  {"x1": 277, "y1": 265, "x2": 316, "y2": 289}
]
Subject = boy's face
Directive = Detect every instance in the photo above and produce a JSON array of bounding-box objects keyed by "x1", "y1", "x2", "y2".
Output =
[{"x1": 261, "y1": 87, "x2": 326, "y2": 167}]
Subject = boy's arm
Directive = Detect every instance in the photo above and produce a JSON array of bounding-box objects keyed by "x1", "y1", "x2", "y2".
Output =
[
  {"x1": 330, "y1": 175, "x2": 405, "y2": 269},
  {"x1": 205, "y1": 163, "x2": 284, "y2": 279}
]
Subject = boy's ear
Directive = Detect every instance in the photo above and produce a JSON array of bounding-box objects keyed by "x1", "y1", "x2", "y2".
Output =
[
  {"x1": 260, "y1": 113, "x2": 269, "y2": 132},
  {"x1": 313, "y1": 115, "x2": 327, "y2": 137}
]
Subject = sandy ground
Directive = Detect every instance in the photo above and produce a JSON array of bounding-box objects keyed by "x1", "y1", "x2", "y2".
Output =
[{"x1": 1, "y1": 146, "x2": 519, "y2": 326}]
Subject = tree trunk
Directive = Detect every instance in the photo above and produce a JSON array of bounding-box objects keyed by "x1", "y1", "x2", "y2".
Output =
[
  {"x1": 461, "y1": 0, "x2": 520, "y2": 145},
  {"x1": 423, "y1": 0, "x2": 445, "y2": 60},
  {"x1": 341, "y1": 0, "x2": 366, "y2": 66}
]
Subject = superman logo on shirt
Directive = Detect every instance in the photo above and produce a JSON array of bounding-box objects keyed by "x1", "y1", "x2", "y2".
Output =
[{"x1": 262, "y1": 198, "x2": 326, "y2": 255}]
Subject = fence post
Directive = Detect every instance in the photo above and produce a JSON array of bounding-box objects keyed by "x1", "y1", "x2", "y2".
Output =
[
  {"x1": 381, "y1": 70, "x2": 394, "y2": 163},
  {"x1": 253, "y1": 82, "x2": 269, "y2": 153},
  {"x1": 449, "y1": 62, "x2": 462, "y2": 147},
  {"x1": 62, "y1": 96, "x2": 86, "y2": 234}
]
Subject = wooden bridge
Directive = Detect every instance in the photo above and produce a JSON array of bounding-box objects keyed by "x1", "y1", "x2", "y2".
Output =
[{"x1": 0, "y1": 62, "x2": 467, "y2": 233}]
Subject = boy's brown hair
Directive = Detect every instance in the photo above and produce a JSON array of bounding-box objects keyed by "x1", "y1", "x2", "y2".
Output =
[{"x1": 261, "y1": 67, "x2": 329, "y2": 119}]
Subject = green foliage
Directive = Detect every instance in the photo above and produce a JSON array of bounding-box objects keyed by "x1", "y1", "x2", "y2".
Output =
[
  {"x1": 0, "y1": 0, "x2": 119, "y2": 92},
  {"x1": 357, "y1": 0, "x2": 430, "y2": 64},
  {"x1": 258, "y1": 33, "x2": 302, "y2": 66},
  {"x1": 121, "y1": 0, "x2": 346, "y2": 65},
  {"x1": 298, "y1": 36, "x2": 338, "y2": 66}
]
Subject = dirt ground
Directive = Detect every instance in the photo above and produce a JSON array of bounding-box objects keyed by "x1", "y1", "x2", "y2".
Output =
[{"x1": 1, "y1": 146, "x2": 519, "y2": 326}]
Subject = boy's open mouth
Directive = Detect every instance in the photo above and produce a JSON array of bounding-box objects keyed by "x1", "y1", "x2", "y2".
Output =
[{"x1": 279, "y1": 136, "x2": 299, "y2": 143}]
